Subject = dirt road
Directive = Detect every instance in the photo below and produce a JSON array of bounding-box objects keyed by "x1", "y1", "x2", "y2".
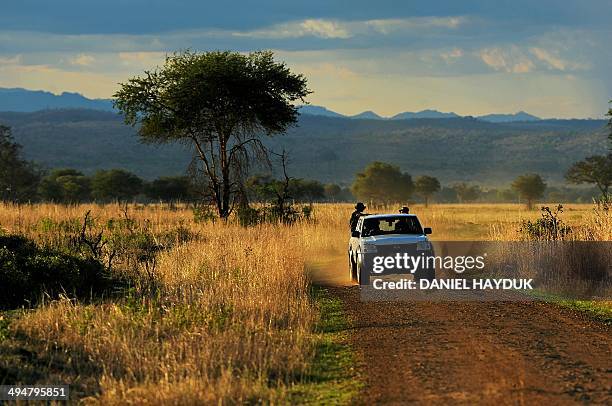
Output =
[{"x1": 311, "y1": 256, "x2": 612, "y2": 405}]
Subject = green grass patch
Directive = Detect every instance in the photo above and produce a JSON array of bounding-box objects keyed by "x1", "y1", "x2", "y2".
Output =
[
  {"x1": 288, "y1": 287, "x2": 362, "y2": 405},
  {"x1": 529, "y1": 290, "x2": 612, "y2": 324}
]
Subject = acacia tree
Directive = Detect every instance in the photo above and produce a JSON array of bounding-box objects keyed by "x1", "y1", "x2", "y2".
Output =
[
  {"x1": 512, "y1": 174, "x2": 546, "y2": 209},
  {"x1": 414, "y1": 175, "x2": 440, "y2": 207},
  {"x1": 351, "y1": 161, "x2": 414, "y2": 204},
  {"x1": 565, "y1": 155, "x2": 612, "y2": 196},
  {"x1": 564, "y1": 101, "x2": 612, "y2": 199},
  {"x1": 114, "y1": 51, "x2": 310, "y2": 218},
  {"x1": 38, "y1": 168, "x2": 91, "y2": 202},
  {"x1": 452, "y1": 182, "x2": 480, "y2": 203}
]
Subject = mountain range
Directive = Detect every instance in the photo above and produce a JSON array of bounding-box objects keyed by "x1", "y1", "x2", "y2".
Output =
[
  {"x1": 1, "y1": 87, "x2": 545, "y2": 123},
  {"x1": 0, "y1": 108, "x2": 607, "y2": 185},
  {"x1": 0, "y1": 88, "x2": 114, "y2": 112},
  {"x1": 298, "y1": 105, "x2": 541, "y2": 122}
]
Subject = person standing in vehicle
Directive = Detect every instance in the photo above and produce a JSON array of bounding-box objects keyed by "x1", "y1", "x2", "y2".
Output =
[{"x1": 350, "y1": 202, "x2": 366, "y2": 232}]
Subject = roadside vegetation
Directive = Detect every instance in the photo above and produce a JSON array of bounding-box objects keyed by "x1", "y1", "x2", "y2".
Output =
[{"x1": 0, "y1": 202, "x2": 609, "y2": 402}]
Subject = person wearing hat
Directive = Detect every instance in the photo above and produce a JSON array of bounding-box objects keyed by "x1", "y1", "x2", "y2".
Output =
[
  {"x1": 350, "y1": 202, "x2": 366, "y2": 232},
  {"x1": 399, "y1": 206, "x2": 410, "y2": 214}
]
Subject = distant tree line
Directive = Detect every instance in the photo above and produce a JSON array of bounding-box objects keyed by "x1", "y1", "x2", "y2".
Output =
[
  {"x1": 350, "y1": 161, "x2": 605, "y2": 208},
  {"x1": 0, "y1": 126, "x2": 354, "y2": 203},
  {"x1": 1, "y1": 123, "x2": 607, "y2": 206}
]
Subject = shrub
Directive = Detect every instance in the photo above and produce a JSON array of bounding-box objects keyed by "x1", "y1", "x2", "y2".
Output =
[
  {"x1": 193, "y1": 205, "x2": 217, "y2": 224},
  {"x1": 519, "y1": 205, "x2": 572, "y2": 241},
  {"x1": 0, "y1": 235, "x2": 111, "y2": 309}
]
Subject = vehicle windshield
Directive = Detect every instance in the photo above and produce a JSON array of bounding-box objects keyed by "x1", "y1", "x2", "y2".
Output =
[{"x1": 362, "y1": 216, "x2": 423, "y2": 236}]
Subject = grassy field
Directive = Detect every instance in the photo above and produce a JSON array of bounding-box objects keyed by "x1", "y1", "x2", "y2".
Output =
[{"x1": 0, "y1": 202, "x2": 609, "y2": 403}]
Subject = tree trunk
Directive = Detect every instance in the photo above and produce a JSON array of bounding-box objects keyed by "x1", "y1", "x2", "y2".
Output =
[{"x1": 219, "y1": 134, "x2": 231, "y2": 219}]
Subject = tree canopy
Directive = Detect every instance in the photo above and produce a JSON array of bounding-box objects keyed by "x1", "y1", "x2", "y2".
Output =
[
  {"x1": 114, "y1": 50, "x2": 310, "y2": 218},
  {"x1": 414, "y1": 175, "x2": 441, "y2": 207},
  {"x1": 91, "y1": 169, "x2": 143, "y2": 202},
  {"x1": 565, "y1": 154, "x2": 612, "y2": 196},
  {"x1": 246, "y1": 175, "x2": 324, "y2": 202},
  {"x1": 351, "y1": 161, "x2": 413, "y2": 204},
  {"x1": 512, "y1": 174, "x2": 546, "y2": 209},
  {"x1": 38, "y1": 168, "x2": 91, "y2": 203},
  {"x1": 452, "y1": 183, "x2": 481, "y2": 203}
]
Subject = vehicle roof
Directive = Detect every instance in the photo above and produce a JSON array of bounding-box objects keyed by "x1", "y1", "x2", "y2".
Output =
[{"x1": 361, "y1": 213, "x2": 417, "y2": 219}]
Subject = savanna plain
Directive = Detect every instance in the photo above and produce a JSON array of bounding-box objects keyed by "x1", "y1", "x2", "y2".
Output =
[{"x1": 0, "y1": 202, "x2": 609, "y2": 404}]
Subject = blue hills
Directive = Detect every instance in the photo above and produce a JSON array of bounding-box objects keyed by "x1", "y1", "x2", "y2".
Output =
[{"x1": 0, "y1": 87, "x2": 548, "y2": 122}]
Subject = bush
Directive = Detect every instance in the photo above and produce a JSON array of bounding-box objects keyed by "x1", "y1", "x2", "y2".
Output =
[
  {"x1": 519, "y1": 205, "x2": 572, "y2": 241},
  {"x1": 0, "y1": 235, "x2": 111, "y2": 309},
  {"x1": 193, "y1": 205, "x2": 217, "y2": 224}
]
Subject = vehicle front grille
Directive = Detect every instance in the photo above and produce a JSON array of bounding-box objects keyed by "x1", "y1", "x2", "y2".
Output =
[{"x1": 376, "y1": 243, "x2": 418, "y2": 256}]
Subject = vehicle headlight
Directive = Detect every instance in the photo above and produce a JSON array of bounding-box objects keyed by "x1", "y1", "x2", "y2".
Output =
[
  {"x1": 361, "y1": 244, "x2": 378, "y2": 253},
  {"x1": 416, "y1": 241, "x2": 431, "y2": 251}
]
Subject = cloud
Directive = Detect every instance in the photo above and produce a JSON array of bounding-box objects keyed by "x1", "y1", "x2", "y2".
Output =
[
  {"x1": 70, "y1": 53, "x2": 95, "y2": 66},
  {"x1": 528, "y1": 47, "x2": 588, "y2": 71},
  {"x1": 0, "y1": 54, "x2": 22, "y2": 65},
  {"x1": 118, "y1": 51, "x2": 166, "y2": 67},
  {"x1": 232, "y1": 19, "x2": 349, "y2": 39},
  {"x1": 440, "y1": 48, "x2": 464, "y2": 63},
  {"x1": 479, "y1": 47, "x2": 534, "y2": 73},
  {"x1": 233, "y1": 16, "x2": 466, "y2": 39},
  {"x1": 364, "y1": 16, "x2": 465, "y2": 34},
  {"x1": 299, "y1": 19, "x2": 351, "y2": 39},
  {"x1": 530, "y1": 47, "x2": 566, "y2": 70}
]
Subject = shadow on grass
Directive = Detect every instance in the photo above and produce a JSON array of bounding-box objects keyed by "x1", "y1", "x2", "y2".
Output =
[{"x1": 0, "y1": 311, "x2": 102, "y2": 400}]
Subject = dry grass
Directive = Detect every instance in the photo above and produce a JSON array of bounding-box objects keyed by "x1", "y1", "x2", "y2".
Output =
[
  {"x1": 0, "y1": 201, "x2": 608, "y2": 403},
  {"x1": 1, "y1": 203, "x2": 318, "y2": 403}
]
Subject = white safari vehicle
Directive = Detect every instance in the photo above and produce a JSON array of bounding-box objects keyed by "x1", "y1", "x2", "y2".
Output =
[{"x1": 348, "y1": 214, "x2": 434, "y2": 285}]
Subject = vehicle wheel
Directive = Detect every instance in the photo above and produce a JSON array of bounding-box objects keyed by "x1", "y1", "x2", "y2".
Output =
[
  {"x1": 415, "y1": 267, "x2": 435, "y2": 283},
  {"x1": 356, "y1": 251, "x2": 370, "y2": 286}
]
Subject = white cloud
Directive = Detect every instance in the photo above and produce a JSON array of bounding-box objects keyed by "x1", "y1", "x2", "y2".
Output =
[
  {"x1": 530, "y1": 47, "x2": 566, "y2": 70},
  {"x1": 528, "y1": 47, "x2": 588, "y2": 71},
  {"x1": 70, "y1": 53, "x2": 95, "y2": 66},
  {"x1": 440, "y1": 48, "x2": 464, "y2": 63},
  {"x1": 232, "y1": 18, "x2": 350, "y2": 39},
  {"x1": 479, "y1": 46, "x2": 534, "y2": 73},
  {"x1": 299, "y1": 19, "x2": 351, "y2": 39},
  {"x1": 233, "y1": 16, "x2": 466, "y2": 39},
  {"x1": 365, "y1": 16, "x2": 465, "y2": 34}
]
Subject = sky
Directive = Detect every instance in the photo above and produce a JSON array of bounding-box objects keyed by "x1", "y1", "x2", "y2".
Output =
[{"x1": 0, "y1": 1, "x2": 611, "y2": 118}]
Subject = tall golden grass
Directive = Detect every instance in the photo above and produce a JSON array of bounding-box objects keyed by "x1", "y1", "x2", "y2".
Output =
[{"x1": 0, "y1": 202, "x2": 608, "y2": 403}]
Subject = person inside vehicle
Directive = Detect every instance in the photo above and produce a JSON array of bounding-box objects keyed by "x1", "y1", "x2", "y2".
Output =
[
  {"x1": 350, "y1": 202, "x2": 366, "y2": 232},
  {"x1": 362, "y1": 219, "x2": 381, "y2": 237},
  {"x1": 394, "y1": 216, "x2": 422, "y2": 234},
  {"x1": 395, "y1": 218, "x2": 410, "y2": 233}
]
